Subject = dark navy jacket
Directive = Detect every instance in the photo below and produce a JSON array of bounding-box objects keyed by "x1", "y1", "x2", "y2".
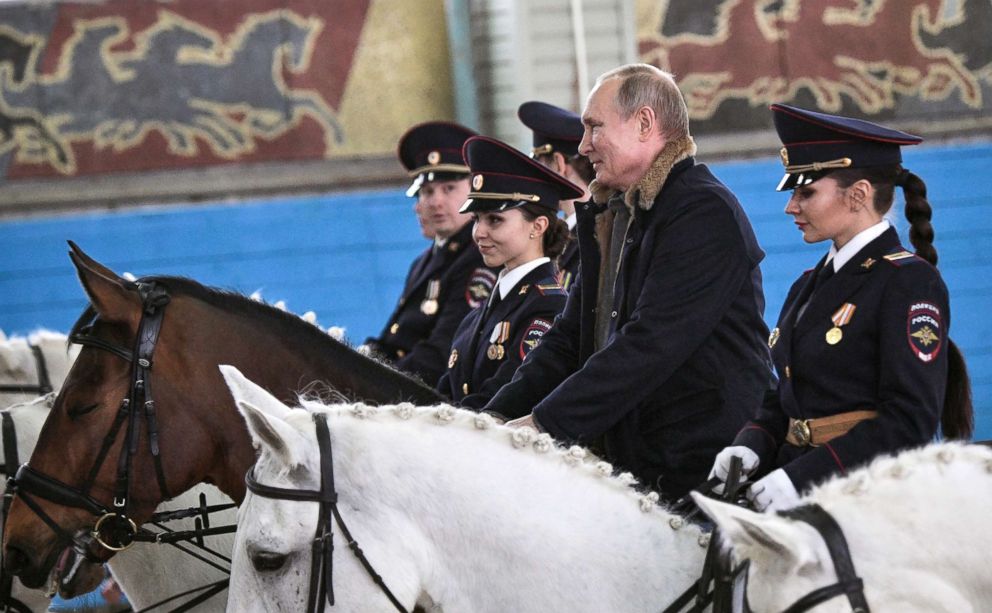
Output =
[
  {"x1": 438, "y1": 261, "x2": 566, "y2": 410},
  {"x1": 484, "y1": 150, "x2": 774, "y2": 501},
  {"x1": 734, "y1": 227, "x2": 949, "y2": 491},
  {"x1": 367, "y1": 222, "x2": 498, "y2": 385}
]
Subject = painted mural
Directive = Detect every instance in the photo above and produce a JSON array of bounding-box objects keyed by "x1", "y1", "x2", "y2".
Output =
[
  {"x1": 0, "y1": 0, "x2": 455, "y2": 180},
  {"x1": 637, "y1": 0, "x2": 992, "y2": 133}
]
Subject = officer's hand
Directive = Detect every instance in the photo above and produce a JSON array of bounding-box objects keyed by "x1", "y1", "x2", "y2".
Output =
[
  {"x1": 746, "y1": 468, "x2": 800, "y2": 512},
  {"x1": 505, "y1": 414, "x2": 536, "y2": 429},
  {"x1": 708, "y1": 445, "x2": 759, "y2": 494}
]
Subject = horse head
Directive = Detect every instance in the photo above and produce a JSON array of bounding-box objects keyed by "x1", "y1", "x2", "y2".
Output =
[
  {"x1": 256, "y1": 12, "x2": 321, "y2": 73},
  {"x1": 2, "y1": 242, "x2": 442, "y2": 597}
]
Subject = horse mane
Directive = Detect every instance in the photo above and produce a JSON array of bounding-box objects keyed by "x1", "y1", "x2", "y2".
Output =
[
  {"x1": 296, "y1": 398, "x2": 706, "y2": 540},
  {"x1": 806, "y1": 441, "x2": 992, "y2": 503},
  {"x1": 69, "y1": 275, "x2": 441, "y2": 399}
]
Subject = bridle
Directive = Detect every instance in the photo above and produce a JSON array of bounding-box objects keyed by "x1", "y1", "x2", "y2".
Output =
[
  {"x1": 0, "y1": 342, "x2": 53, "y2": 396},
  {"x1": 11, "y1": 281, "x2": 172, "y2": 561},
  {"x1": 664, "y1": 460, "x2": 870, "y2": 613},
  {"x1": 6, "y1": 282, "x2": 238, "y2": 611},
  {"x1": 245, "y1": 412, "x2": 408, "y2": 613}
]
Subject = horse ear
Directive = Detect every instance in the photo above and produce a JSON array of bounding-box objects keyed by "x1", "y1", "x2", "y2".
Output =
[
  {"x1": 67, "y1": 241, "x2": 140, "y2": 325},
  {"x1": 219, "y1": 365, "x2": 293, "y2": 420},
  {"x1": 691, "y1": 494, "x2": 824, "y2": 571}
]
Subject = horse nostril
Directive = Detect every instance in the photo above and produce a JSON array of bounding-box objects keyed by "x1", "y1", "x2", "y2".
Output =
[
  {"x1": 250, "y1": 550, "x2": 288, "y2": 572},
  {"x1": 4, "y1": 546, "x2": 29, "y2": 575}
]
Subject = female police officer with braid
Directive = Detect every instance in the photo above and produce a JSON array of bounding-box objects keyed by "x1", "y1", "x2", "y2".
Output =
[
  {"x1": 709, "y1": 104, "x2": 973, "y2": 511},
  {"x1": 437, "y1": 136, "x2": 583, "y2": 409}
]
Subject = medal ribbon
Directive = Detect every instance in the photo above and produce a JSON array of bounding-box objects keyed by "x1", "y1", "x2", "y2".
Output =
[{"x1": 831, "y1": 303, "x2": 856, "y2": 328}]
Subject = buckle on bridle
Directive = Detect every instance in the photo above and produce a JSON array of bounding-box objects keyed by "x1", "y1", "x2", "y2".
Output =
[{"x1": 91, "y1": 512, "x2": 138, "y2": 551}]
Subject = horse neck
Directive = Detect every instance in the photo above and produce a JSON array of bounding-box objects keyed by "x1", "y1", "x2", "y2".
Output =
[
  {"x1": 195, "y1": 297, "x2": 439, "y2": 405},
  {"x1": 325, "y1": 412, "x2": 706, "y2": 607}
]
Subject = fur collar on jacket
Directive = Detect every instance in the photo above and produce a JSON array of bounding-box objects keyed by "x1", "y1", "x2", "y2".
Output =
[{"x1": 588, "y1": 135, "x2": 697, "y2": 212}]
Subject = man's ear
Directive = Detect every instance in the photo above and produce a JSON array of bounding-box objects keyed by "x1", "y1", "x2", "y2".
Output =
[{"x1": 636, "y1": 105, "x2": 657, "y2": 141}]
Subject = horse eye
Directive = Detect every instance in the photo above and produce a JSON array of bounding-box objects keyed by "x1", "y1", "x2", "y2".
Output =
[{"x1": 68, "y1": 403, "x2": 98, "y2": 419}]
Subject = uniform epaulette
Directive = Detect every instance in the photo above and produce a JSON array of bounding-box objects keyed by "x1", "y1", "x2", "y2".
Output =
[
  {"x1": 883, "y1": 250, "x2": 923, "y2": 267},
  {"x1": 534, "y1": 281, "x2": 566, "y2": 296}
]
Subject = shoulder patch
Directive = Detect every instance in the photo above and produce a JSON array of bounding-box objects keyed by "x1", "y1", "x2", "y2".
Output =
[
  {"x1": 535, "y1": 282, "x2": 566, "y2": 296},
  {"x1": 907, "y1": 301, "x2": 942, "y2": 363},
  {"x1": 519, "y1": 318, "x2": 553, "y2": 359},
  {"x1": 465, "y1": 268, "x2": 497, "y2": 308},
  {"x1": 884, "y1": 250, "x2": 923, "y2": 267}
]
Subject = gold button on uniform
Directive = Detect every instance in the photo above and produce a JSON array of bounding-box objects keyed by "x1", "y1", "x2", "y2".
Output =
[
  {"x1": 462, "y1": 383, "x2": 469, "y2": 395},
  {"x1": 785, "y1": 365, "x2": 791, "y2": 378},
  {"x1": 396, "y1": 350, "x2": 405, "y2": 358},
  {"x1": 389, "y1": 323, "x2": 399, "y2": 335}
]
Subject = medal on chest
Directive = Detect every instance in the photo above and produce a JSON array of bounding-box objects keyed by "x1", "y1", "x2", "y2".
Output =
[
  {"x1": 487, "y1": 321, "x2": 510, "y2": 360},
  {"x1": 825, "y1": 303, "x2": 856, "y2": 345},
  {"x1": 421, "y1": 279, "x2": 440, "y2": 315}
]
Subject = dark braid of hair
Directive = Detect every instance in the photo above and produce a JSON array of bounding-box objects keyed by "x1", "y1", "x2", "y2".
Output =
[
  {"x1": 829, "y1": 165, "x2": 973, "y2": 440},
  {"x1": 520, "y1": 204, "x2": 570, "y2": 261},
  {"x1": 899, "y1": 168, "x2": 938, "y2": 266}
]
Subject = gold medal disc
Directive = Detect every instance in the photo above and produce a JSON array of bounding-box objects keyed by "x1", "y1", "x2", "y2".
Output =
[
  {"x1": 421, "y1": 299, "x2": 438, "y2": 315},
  {"x1": 825, "y1": 326, "x2": 843, "y2": 345}
]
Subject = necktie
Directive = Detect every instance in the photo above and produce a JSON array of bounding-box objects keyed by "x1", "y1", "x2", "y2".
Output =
[{"x1": 796, "y1": 260, "x2": 834, "y2": 322}]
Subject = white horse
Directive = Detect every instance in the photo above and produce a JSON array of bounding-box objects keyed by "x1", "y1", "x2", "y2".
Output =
[
  {"x1": 695, "y1": 442, "x2": 992, "y2": 612},
  {"x1": 2, "y1": 394, "x2": 59, "y2": 612},
  {"x1": 0, "y1": 331, "x2": 80, "y2": 407},
  {"x1": 221, "y1": 365, "x2": 710, "y2": 613},
  {"x1": 1, "y1": 394, "x2": 236, "y2": 611}
]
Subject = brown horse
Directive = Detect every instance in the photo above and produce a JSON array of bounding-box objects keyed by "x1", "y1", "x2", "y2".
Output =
[{"x1": 2, "y1": 243, "x2": 444, "y2": 596}]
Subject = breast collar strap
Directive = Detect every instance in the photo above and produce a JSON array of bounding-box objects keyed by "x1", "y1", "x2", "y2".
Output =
[
  {"x1": 246, "y1": 413, "x2": 409, "y2": 613},
  {"x1": 777, "y1": 504, "x2": 871, "y2": 613}
]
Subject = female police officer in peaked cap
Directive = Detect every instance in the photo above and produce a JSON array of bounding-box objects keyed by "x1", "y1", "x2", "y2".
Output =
[
  {"x1": 364, "y1": 121, "x2": 498, "y2": 386},
  {"x1": 437, "y1": 136, "x2": 583, "y2": 409},
  {"x1": 710, "y1": 103, "x2": 973, "y2": 511}
]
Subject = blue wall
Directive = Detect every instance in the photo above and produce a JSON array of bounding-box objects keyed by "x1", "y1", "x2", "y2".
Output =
[{"x1": 2, "y1": 143, "x2": 990, "y2": 438}]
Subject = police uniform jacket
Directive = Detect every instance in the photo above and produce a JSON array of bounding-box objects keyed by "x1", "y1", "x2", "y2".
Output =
[
  {"x1": 557, "y1": 224, "x2": 580, "y2": 291},
  {"x1": 483, "y1": 137, "x2": 775, "y2": 500},
  {"x1": 733, "y1": 227, "x2": 949, "y2": 491},
  {"x1": 438, "y1": 261, "x2": 566, "y2": 410},
  {"x1": 368, "y1": 222, "x2": 497, "y2": 385}
]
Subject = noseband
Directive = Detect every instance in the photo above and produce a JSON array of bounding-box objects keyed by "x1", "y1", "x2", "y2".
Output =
[
  {"x1": 10, "y1": 281, "x2": 172, "y2": 560},
  {"x1": 245, "y1": 412, "x2": 408, "y2": 613}
]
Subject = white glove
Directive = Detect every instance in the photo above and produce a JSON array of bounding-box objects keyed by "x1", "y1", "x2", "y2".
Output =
[
  {"x1": 708, "y1": 446, "x2": 760, "y2": 494},
  {"x1": 747, "y1": 468, "x2": 800, "y2": 512}
]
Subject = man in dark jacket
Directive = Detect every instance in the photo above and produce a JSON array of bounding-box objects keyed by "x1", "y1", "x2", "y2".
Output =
[
  {"x1": 484, "y1": 64, "x2": 775, "y2": 501},
  {"x1": 365, "y1": 121, "x2": 497, "y2": 385}
]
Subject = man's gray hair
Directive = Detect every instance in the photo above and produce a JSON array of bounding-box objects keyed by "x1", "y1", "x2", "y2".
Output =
[{"x1": 595, "y1": 64, "x2": 689, "y2": 140}]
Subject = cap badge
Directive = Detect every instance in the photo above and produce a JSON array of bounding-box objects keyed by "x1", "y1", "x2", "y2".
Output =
[
  {"x1": 427, "y1": 151, "x2": 441, "y2": 165},
  {"x1": 472, "y1": 174, "x2": 484, "y2": 190},
  {"x1": 779, "y1": 147, "x2": 789, "y2": 167}
]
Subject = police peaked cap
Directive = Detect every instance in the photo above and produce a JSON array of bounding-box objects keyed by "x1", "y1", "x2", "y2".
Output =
[
  {"x1": 398, "y1": 121, "x2": 477, "y2": 197},
  {"x1": 771, "y1": 103, "x2": 923, "y2": 191},
  {"x1": 460, "y1": 135, "x2": 585, "y2": 214},
  {"x1": 517, "y1": 101, "x2": 585, "y2": 158}
]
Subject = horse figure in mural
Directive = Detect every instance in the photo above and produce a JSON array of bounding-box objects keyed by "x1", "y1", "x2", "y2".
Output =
[
  {"x1": 696, "y1": 443, "x2": 992, "y2": 612},
  {"x1": 1, "y1": 243, "x2": 444, "y2": 601},
  {"x1": 222, "y1": 366, "x2": 710, "y2": 613},
  {"x1": 1, "y1": 394, "x2": 237, "y2": 611},
  {"x1": 0, "y1": 331, "x2": 79, "y2": 407}
]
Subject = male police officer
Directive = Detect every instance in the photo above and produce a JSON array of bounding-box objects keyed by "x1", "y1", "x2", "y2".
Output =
[
  {"x1": 366, "y1": 121, "x2": 497, "y2": 385},
  {"x1": 485, "y1": 65, "x2": 774, "y2": 501},
  {"x1": 517, "y1": 101, "x2": 594, "y2": 290}
]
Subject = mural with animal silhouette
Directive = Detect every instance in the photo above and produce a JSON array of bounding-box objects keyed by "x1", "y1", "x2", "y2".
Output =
[
  {"x1": 0, "y1": 0, "x2": 455, "y2": 181},
  {"x1": 638, "y1": 0, "x2": 992, "y2": 134}
]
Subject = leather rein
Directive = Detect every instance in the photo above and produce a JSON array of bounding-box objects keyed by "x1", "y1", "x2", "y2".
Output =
[
  {"x1": 245, "y1": 412, "x2": 408, "y2": 613},
  {"x1": 7, "y1": 282, "x2": 237, "y2": 611},
  {"x1": 664, "y1": 458, "x2": 871, "y2": 613}
]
